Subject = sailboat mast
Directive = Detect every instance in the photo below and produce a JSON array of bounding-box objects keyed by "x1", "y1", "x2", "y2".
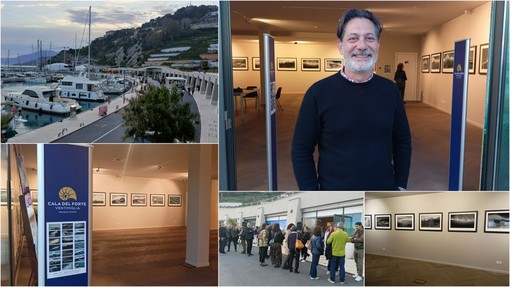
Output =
[{"x1": 88, "y1": 6, "x2": 91, "y2": 76}]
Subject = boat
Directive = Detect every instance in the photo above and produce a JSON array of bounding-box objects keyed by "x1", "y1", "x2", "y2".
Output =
[
  {"x1": 59, "y1": 7, "x2": 106, "y2": 101},
  {"x1": 100, "y1": 77, "x2": 132, "y2": 94},
  {"x1": 59, "y1": 73, "x2": 106, "y2": 101},
  {"x1": 24, "y1": 72, "x2": 48, "y2": 84},
  {"x1": 1, "y1": 86, "x2": 82, "y2": 115}
]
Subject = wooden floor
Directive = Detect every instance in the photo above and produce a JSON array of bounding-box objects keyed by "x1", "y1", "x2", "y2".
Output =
[
  {"x1": 234, "y1": 94, "x2": 483, "y2": 191},
  {"x1": 92, "y1": 227, "x2": 218, "y2": 286},
  {"x1": 365, "y1": 253, "x2": 509, "y2": 286},
  {"x1": 15, "y1": 227, "x2": 218, "y2": 286}
]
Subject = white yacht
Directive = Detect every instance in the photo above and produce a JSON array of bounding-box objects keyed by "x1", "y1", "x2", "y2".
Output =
[
  {"x1": 2, "y1": 86, "x2": 82, "y2": 115},
  {"x1": 59, "y1": 74, "x2": 106, "y2": 101},
  {"x1": 100, "y1": 77, "x2": 131, "y2": 94}
]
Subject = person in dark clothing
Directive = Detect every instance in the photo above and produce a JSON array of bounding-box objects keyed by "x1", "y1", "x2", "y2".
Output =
[
  {"x1": 245, "y1": 223, "x2": 254, "y2": 256},
  {"x1": 270, "y1": 223, "x2": 284, "y2": 268},
  {"x1": 394, "y1": 63, "x2": 407, "y2": 102},
  {"x1": 300, "y1": 226, "x2": 311, "y2": 262},
  {"x1": 219, "y1": 223, "x2": 227, "y2": 254},
  {"x1": 286, "y1": 226, "x2": 301, "y2": 274},
  {"x1": 291, "y1": 8, "x2": 411, "y2": 191},
  {"x1": 227, "y1": 226, "x2": 238, "y2": 252}
]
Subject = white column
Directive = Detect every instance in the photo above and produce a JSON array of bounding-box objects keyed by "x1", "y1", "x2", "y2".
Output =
[
  {"x1": 186, "y1": 144, "x2": 212, "y2": 267},
  {"x1": 286, "y1": 197, "x2": 301, "y2": 226},
  {"x1": 256, "y1": 207, "x2": 264, "y2": 226}
]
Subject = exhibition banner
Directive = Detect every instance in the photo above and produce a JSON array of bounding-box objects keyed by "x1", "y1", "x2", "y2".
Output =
[
  {"x1": 448, "y1": 39, "x2": 470, "y2": 191},
  {"x1": 43, "y1": 144, "x2": 90, "y2": 286}
]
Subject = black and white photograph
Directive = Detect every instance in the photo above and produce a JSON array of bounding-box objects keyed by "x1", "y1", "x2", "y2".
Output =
[
  {"x1": 479, "y1": 43, "x2": 489, "y2": 74},
  {"x1": 430, "y1": 53, "x2": 441, "y2": 73},
  {"x1": 110, "y1": 193, "x2": 127, "y2": 206},
  {"x1": 324, "y1": 58, "x2": 343, "y2": 72},
  {"x1": 375, "y1": 214, "x2": 391, "y2": 230},
  {"x1": 442, "y1": 50, "x2": 454, "y2": 73},
  {"x1": 232, "y1": 57, "x2": 248, "y2": 70},
  {"x1": 131, "y1": 193, "x2": 147, "y2": 206},
  {"x1": 93, "y1": 192, "x2": 106, "y2": 206},
  {"x1": 421, "y1": 54, "x2": 430, "y2": 73},
  {"x1": 484, "y1": 210, "x2": 509, "y2": 233},
  {"x1": 252, "y1": 57, "x2": 260, "y2": 71},
  {"x1": 277, "y1": 57, "x2": 297, "y2": 71},
  {"x1": 364, "y1": 215, "x2": 372, "y2": 229},
  {"x1": 469, "y1": 46, "x2": 477, "y2": 74},
  {"x1": 150, "y1": 194, "x2": 165, "y2": 207},
  {"x1": 395, "y1": 213, "x2": 415, "y2": 230},
  {"x1": 168, "y1": 194, "x2": 182, "y2": 207},
  {"x1": 419, "y1": 212, "x2": 442, "y2": 231},
  {"x1": 448, "y1": 211, "x2": 477, "y2": 232},
  {"x1": 301, "y1": 58, "x2": 321, "y2": 71}
]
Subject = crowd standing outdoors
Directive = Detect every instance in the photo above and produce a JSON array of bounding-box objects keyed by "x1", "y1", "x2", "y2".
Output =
[{"x1": 219, "y1": 220, "x2": 365, "y2": 284}]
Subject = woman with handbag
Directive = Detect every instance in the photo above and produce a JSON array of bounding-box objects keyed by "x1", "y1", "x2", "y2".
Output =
[
  {"x1": 286, "y1": 225, "x2": 301, "y2": 274},
  {"x1": 301, "y1": 225, "x2": 311, "y2": 262},
  {"x1": 281, "y1": 223, "x2": 295, "y2": 269}
]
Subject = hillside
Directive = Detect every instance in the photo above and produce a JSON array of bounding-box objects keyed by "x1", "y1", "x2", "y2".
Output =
[
  {"x1": 1, "y1": 50, "x2": 58, "y2": 66},
  {"x1": 50, "y1": 5, "x2": 217, "y2": 67}
]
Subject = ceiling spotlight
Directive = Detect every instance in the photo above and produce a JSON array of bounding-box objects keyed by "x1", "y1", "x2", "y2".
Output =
[{"x1": 95, "y1": 168, "x2": 100, "y2": 172}]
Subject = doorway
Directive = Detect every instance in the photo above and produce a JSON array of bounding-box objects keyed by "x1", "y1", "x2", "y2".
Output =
[{"x1": 396, "y1": 52, "x2": 418, "y2": 101}]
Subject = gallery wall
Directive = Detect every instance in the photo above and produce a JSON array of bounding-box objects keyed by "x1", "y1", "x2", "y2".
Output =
[
  {"x1": 420, "y1": 2, "x2": 490, "y2": 127},
  {"x1": 92, "y1": 174, "x2": 187, "y2": 230},
  {"x1": 365, "y1": 192, "x2": 509, "y2": 273},
  {"x1": 92, "y1": 175, "x2": 219, "y2": 231}
]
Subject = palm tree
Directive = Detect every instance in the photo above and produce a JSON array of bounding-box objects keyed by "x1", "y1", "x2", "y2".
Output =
[{"x1": 122, "y1": 85, "x2": 196, "y2": 142}]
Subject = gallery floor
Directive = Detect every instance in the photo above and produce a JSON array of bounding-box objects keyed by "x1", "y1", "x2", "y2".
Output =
[
  {"x1": 234, "y1": 94, "x2": 483, "y2": 191},
  {"x1": 16, "y1": 227, "x2": 218, "y2": 286},
  {"x1": 365, "y1": 253, "x2": 509, "y2": 286}
]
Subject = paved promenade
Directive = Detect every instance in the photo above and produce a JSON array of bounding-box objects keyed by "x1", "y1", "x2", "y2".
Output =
[{"x1": 219, "y1": 245, "x2": 364, "y2": 286}]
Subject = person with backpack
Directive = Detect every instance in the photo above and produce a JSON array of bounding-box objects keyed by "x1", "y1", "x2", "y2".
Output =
[{"x1": 286, "y1": 225, "x2": 301, "y2": 274}]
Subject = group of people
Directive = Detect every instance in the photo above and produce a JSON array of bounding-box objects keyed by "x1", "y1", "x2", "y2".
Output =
[{"x1": 219, "y1": 221, "x2": 365, "y2": 284}]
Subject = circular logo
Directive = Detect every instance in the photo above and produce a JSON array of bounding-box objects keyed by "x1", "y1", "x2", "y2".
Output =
[{"x1": 59, "y1": 186, "x2": 77, "y2": 201}]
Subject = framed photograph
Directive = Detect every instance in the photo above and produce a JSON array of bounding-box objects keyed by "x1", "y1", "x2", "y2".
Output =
[
  {"x1": 395, "y1": 213, "x2": 415, "y2": 231},
  {"x1": 468, "y1": 46, "x2": 476, "y2": 74},
  {"x1": 168, "y1": 194, "x2": 182, "y2": 207},
  {"x1": 131, "y1": 193, "x2": 147, "y2": 206},
  {"x1": 92, "y1": 192, "x2": 106, "y2": 206},
  {"x1": 252, "y1": 57, "x2": 260, "y2": 71},
  {"x1": 448, "y1": 211, "x2": 477, "y2": 232},
  {"x1": 277, "y1": 57, "x2": 297, "y2": 71},
  {"x1": 31, "y1": 190, "x2": 38, "y2": 205},
  {"x1": 301, "y1": 58, "x2": 321, "y2": 71},
  {"x1": 324, "y1": 58, "x2": 343, "y2": 72},
  {"x1": 110, "y1": 193, "x2": 127, "y2": 206},
  {"x1": 232, "y1": 57, "x2": 248, "y2": 71},
  {"x1": 150, "y1": 194, "x2": 165, "y2": 207},
  {"x1": 419, "y1": 212, "x2": 442, "y2": 231},
  {"x1": 484, "y1": 210, "x2": 509, "y2": 233},
  {"x1": 364, "y1": 215, "x2": 372, "y2": 229},
  {"x1": 421, "y1": 55, "x2": 430, "y2": 73},
  {"x1": 374, "y1": 214, "x2": 391, "y2": 230},
  {"x1": 430, "y1": 53, "x2": 441, "y2": 73},
  {"x1": 479, "y1": 43, "x2": 489, "y2": 74},
  {"x1": 442, "y1": 50, "x2": 454, "y2": 73}
]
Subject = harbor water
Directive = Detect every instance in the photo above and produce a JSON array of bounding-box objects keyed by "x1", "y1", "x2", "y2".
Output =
[{"x1": 2, "y1": 82, "x2": 120, "y2": 137}]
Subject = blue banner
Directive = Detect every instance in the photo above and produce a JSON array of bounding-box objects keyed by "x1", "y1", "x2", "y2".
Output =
[
  {"x1": 43, "y1": 144, "x2": 90, "y2": 285},
  {"x1": 449, "y1": 39, "x2": 470, "y2": 190}
]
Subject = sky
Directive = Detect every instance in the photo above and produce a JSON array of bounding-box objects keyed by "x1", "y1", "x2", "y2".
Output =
[{"x1": 0, "y1": 0, "x2": 218, "y2": 58}]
